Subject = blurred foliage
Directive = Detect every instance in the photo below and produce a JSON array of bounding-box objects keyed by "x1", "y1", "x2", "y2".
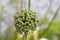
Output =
[
  {"x1": 0, "y1": 6, "x2": 6, "y2": 40},
  {"x1": 0, "y1": 6, "x2": 5, "y2": 22},
  {"x1": 0, "y1": 0, "x2": 60, "y2": 40},
  {"x1": 50, "y1": 21, "x2": 60, "y2": 34},
  {"x1": 10, "y1": 0, "x2": 19, "y2": 8}
]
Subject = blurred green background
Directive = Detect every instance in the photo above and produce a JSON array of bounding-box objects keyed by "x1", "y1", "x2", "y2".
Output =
[{"x1": 0, "y1": 0, "x2": 60, "y2": 40}]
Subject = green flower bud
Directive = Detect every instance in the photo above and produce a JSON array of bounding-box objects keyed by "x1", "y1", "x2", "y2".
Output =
[{"x1": 14, "y1": 9, "x2": 39, "y2": 34}]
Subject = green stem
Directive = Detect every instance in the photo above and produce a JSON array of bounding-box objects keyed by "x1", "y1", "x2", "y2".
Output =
[
  {"x1": 28, "y1": 0, "x2": 30, "y2": 10},
  {"x1": 24, "y1": 33, "x2": 27, "y2": 40}
]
